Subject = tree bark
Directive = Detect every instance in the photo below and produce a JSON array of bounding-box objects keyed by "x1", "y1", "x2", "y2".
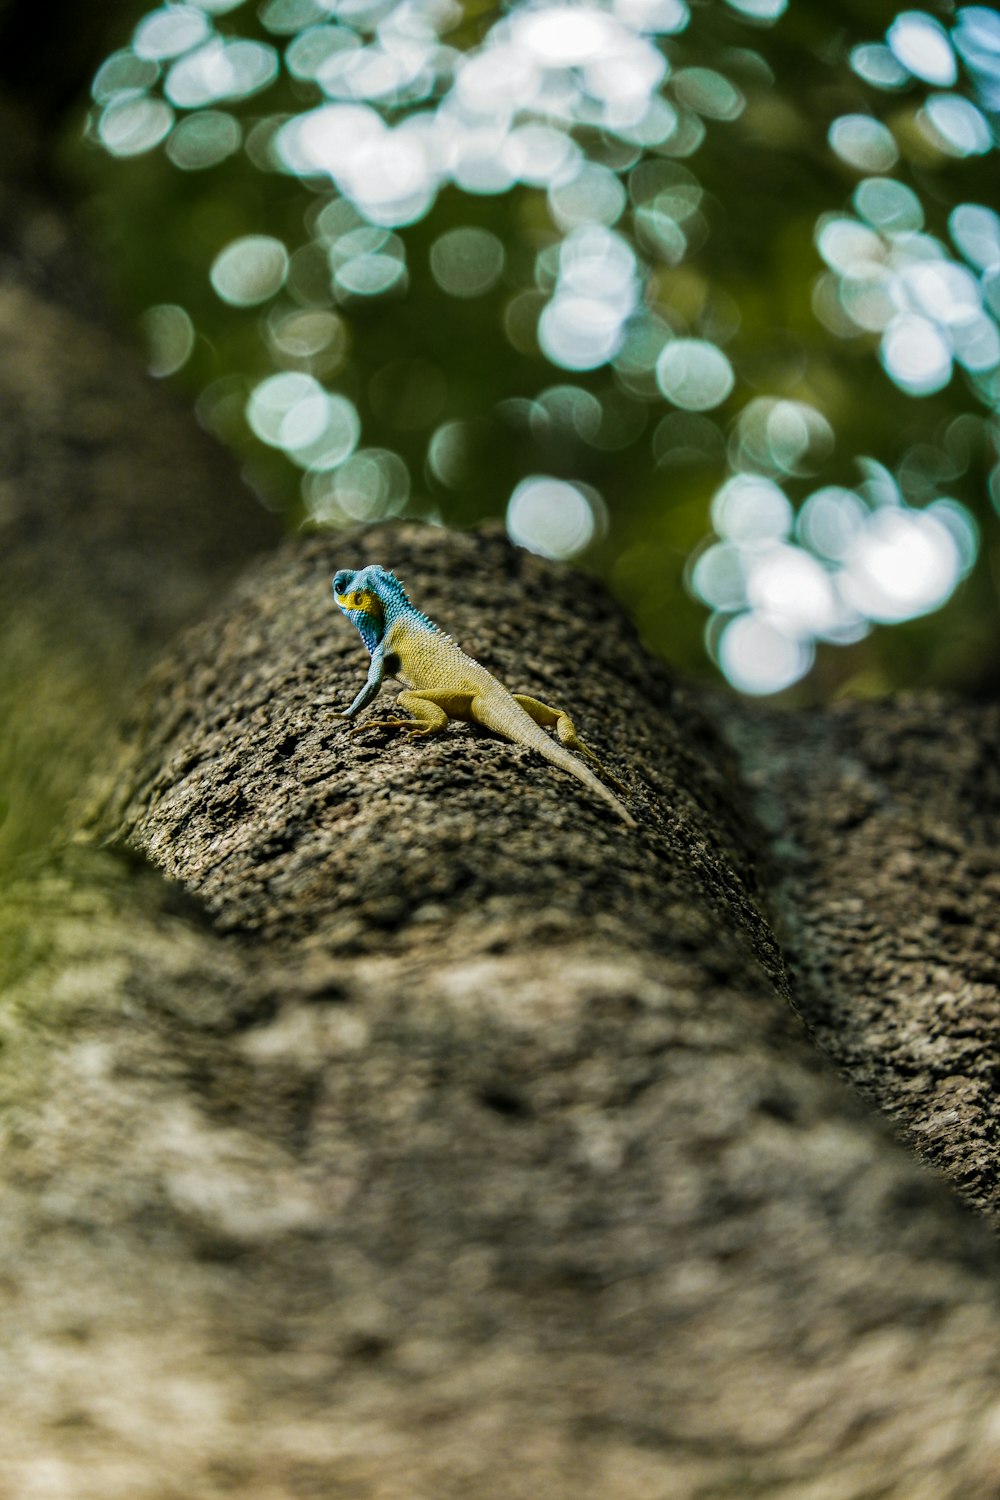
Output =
[
  {"x1": 724, "y1": 695, "x2": 1000, "y2": 1227},
  {"x1": 4, "y1": 131, "x2": 1000, "y2": 1500},
  {"x1": 0, "y1": 112, "x2": 280, "y2": 858}
]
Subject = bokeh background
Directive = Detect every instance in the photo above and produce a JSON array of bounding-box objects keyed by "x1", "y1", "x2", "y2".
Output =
[{"x1": 70, "y1": 0, "x2": 999, "y2": 698}]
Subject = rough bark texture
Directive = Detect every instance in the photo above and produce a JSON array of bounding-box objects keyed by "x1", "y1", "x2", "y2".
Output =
[
  {"x1": 725, "y1": 697, "x2": 1000, "y2": 1227},
  {"x1": 5, "y1": 108, "x2": 1000, "y2": 1500},
  {"x1": 0, "y1": 121, "x2": 279, "y2": 858},
  {"x1": 2, "y1": 523, "x2": 998, "y2": 1499}
]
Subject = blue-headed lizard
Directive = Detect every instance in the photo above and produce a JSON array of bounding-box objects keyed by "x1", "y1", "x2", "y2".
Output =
[{"x1": 331, "y1": 565, "x2": 635, "y2": 826}]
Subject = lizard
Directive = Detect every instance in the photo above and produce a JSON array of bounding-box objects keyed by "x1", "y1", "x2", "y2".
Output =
[{"x1": 331, "y1": 564, "x2": 636, "y2": 826}]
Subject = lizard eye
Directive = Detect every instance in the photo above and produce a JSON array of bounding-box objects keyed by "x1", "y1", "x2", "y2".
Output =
[{"x1": 333, "y1": 573, "x2": 350, "y2": 595}]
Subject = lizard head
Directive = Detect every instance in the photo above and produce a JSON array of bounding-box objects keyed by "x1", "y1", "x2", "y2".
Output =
[{"x1": 332, "y1": 565, "x2": 389, "y2": 650}]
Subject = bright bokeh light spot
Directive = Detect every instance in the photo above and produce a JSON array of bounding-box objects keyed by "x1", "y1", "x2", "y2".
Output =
[
  {"x1": 549, "y1": 162, "x2": 627, "y2": 229},
  {"x1": 318, "y1": 31, "x2": 437, "y2": 105},
  {"x1": 210, "y1": 235, "x2": 288, "y2": 306},
  {"x1": 304, "y1": 395, "x2": 359, "y2": 467},
  {"x1": 614, "y1": 313, "x2": 673, "y2": 384},
  {"x1": 633, "y1": 159, "x2": 702, "y2": 208},
  {"x1": 690, "y1": 541, "x2": 746, "y2": 611},
  {"x1": 92, "y1": 49, "x2": 159, "y2": 102},
  {"x1": 920, "y1": 95, "x2": 993, "y2": 157},
  {"x1": 285, "y1": 26, "x2": 359, "y2": 84},
  {"x1": 730, "y1": 398, "x2": 833, "y2": 476},
  {"x1": 166, "y1": 36, "x2": 278, "y2": 106},
  {"x1": 280, "y1": 105, "x2": 437, "y2": 226},
  {"x1": 841, "y1": 508, "x2": 962, "y2": 623},
  {"x1": 428, "y1": 421, "x2": 479, "y2": 489},
  {"x1": 260, "y1": 0, "x2": 328, "y2": 33},
  {"x1": 828, "y1": 115, "x2": 898, "y2": 174},
  {"x1": 540, "y1": 296, "x2": 628, "y2": 369},
  {"x1": 248, "y1": 374, "x2": 360, "y2": 469},
  {"x1": 950, "y1": 204, "x2": 1000, "y2": 274},
  {"x1": 356, "y1": 131, "x2": 436, "y2": 223},
  {"x1": 249, "y1": 371, "x2": 320, "y2": 441},
  {"x1": 430, "y1": 228, "x2": 505, "y2": 297},
  {"x1": 849, "y1": 43, "x2": 908, "y2": 89},
  {"x1": 856, "y1": 457, "x2": 902, "y2": 510},
  {"x1": 880, "y1": 314, "x2": 952, "y2": 395},
  {"x1": 904, "y1": 261, "x2": 981, "y2": 327},
  {"x1": 953, "y1": 8, "x2": 1000, "y2": 101},
  {"x1": 337, "y1": 253, "x2": 406, "y2": 297},
  {"x1": 538, "y1": 226, "x2": 638, "y2": 370},
  {"x1": 533, "y1": 385, "x2": 604, "y2": 443},
  {"x1": 672, "y1": 67, "x2": 744, "y2": 120},
  {"x1": 280, "y1": 388, "x2": 333, "y2": 450},
  {"x1": 767, "y1": 400, "x2": 833, "y2": 475},
  {"x1": 722, "y1": 0, "x2": 787, "y2": 21},
  {"x1": 451, "y1": 126, "x2": 518, "y2": 196},
  {"x1": 746, "y1": 545, "x2": 837, "y2": 636},
  {"x1": 305, "y1": 447, "x2": 409, "y2": 521},
  {"x1": 816, "y1": 215, "x2": 883, "y2": 276},
  {"x1": 853, "y1": 178, "x2": 923, "y2": 234},
  {"x1": 558, "y1": 226, "x2": 637, "y2": 300},
  {"x1": 927, "y1": 497, "x2": 979, "y2": 575},
  {"x1": 887, "y1": 11, "x2": 957, "y2": 86},
  {"x1": 614, "y1": 0, "x2": 689, "y2": 34},
  {"x1": 166, "y1": 109, "x2": 242, "y2": 168},
  {"x1": 834, "y1": 278, "x2": 888, "y2": 333},
  {"x1": 507, "y1": 475, "x2": 598, "y2": 558},
  {"x1": 635, "y1": 202, "x2": 688, "y2": 263},
  {"x1": 98, "y1": 96, "x2": 174, "y2": 156},
  {"x1": 717, "y1": 614, "x2": 813, "y2": 696},
  {"x1": 588, "y1": 43, "x2": 669, "y2": 119},
  {"x1": 625, "y1": 95, "x2": 681, "y2": 147},
  {"x1": 656, "y1": 339, "x2": 734, "y2": 410},
  {"x1": 455, "y1": 44, "x2": 540, "y2": 118},
  {"x1": 952, "y1": 314, "x2": 1000, "y2": 372},
  {"x1": 711, "y1": 474, "x2": 792, "y2": 545},
  {"x1": 140, "y1": 303, "x2": 195, "y2": 376},
  {"x1": 503, "y1": 124, "x2": 581, "y2": 187},
  {"x1": 247, "y1": 371, "x2": 314, "y2": 444},
  {"x1": 797, "y1": 486, "x2": 868, "y2": 561},
  {"x1": 267, "y1": 306, "x2": 345, "y2": 362},
  {"x1": 133, "y1": 5, "x2": 211, "y2": 60},
  {"x1": 514, "y1": 6, "x2": 620, "y2": 66},
  {"x1": 331, "y1": 227, "x2": 407, "y2": 297}
]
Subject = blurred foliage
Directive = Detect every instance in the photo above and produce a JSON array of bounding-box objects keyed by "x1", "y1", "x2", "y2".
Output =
[{"x1": 66, "y1": 0, "x2": 1000, "y2": 698}]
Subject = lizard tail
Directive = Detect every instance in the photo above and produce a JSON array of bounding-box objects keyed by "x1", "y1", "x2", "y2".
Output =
[
  {"x1": 476, "y1": 697, "x2": 636, "y2": 826},
  {"x1": 543, "y1": 739, "x2": 637, "y2": 827}
]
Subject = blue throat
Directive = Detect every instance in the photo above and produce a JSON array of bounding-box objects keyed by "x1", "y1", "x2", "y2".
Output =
[{"x1": 353, "y1": 608, "x2": 384, "y2": 656}]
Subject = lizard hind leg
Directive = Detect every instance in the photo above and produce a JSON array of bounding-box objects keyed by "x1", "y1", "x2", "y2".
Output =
[
  {"x1": 350, "y1": 688, "x2": 474, "y2": 740},
  {"x1": 513, "y1": 695, "x2": 628, "y2": 796}
]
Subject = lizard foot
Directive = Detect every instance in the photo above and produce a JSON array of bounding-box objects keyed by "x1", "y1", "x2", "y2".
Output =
[{"x1": 346, "y1": 719, "x2": 399, "y2": 739}]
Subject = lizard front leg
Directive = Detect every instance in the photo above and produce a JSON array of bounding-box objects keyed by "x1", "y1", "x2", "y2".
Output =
[
  {"x1": 349, "y1": 689, "x2": 475, "y2": 739},
  {"x1": 337, "y1": 652, "x2": 385, "y2": 721},
  {"x1": 512, "y1": 694, "x2": 627, "y2": 795}
]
